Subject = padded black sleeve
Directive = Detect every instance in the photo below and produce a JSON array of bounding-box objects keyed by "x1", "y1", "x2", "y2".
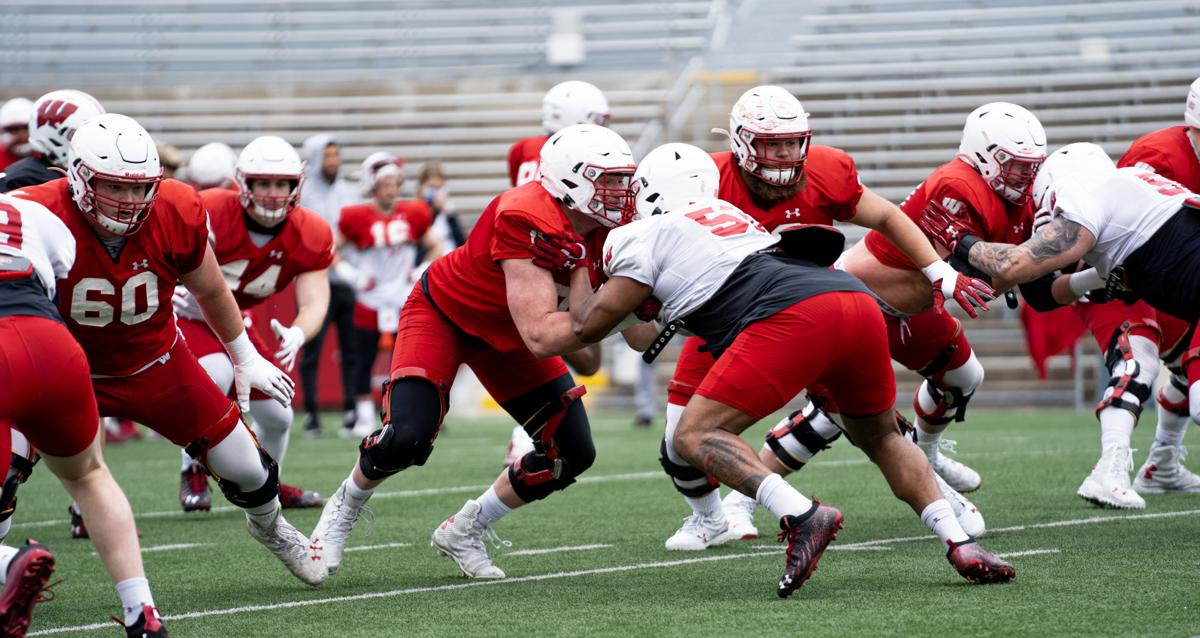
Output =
[{"x1": 1018, "y1": 273, "x2": 1065, "y2": 312}]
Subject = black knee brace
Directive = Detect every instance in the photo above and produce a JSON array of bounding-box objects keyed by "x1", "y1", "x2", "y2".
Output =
[
  {"x1": 504, "y1": 375, "x2": 593, "y2": 503},
  {"x1": 215, "y1": 447, "x2": 280, "y2": 510},
  {"x1": 764, "y1": 407, "x2": 843, "y2": 471},
  {"x1": 358, "y1": 378, "x2": 445, "y2": 481},
  {"x1": 659, "y1": 437, "x2": 718, "y2": 497},
  {"x1": 0, "y1": 454, "x2": 37, "y2": 524}
]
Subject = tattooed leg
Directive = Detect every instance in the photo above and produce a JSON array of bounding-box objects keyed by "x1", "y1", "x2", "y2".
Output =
[{"x1": 672, "y1": 395, "x2": 771, "y2": 498}]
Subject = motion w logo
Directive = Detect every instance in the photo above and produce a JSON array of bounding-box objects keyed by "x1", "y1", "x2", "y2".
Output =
[{"x1": 36, "y1": 100, "x2": 79, "y2": 129}]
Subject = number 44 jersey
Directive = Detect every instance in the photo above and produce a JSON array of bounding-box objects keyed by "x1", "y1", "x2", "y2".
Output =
[{"x1": 13, "y1": 178, "x2": 209, "y2": 377}]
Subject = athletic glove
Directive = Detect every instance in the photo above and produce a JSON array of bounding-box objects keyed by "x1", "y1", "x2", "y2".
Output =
[
  {"x1": 915, "y1": 199, "x2": 976, "y2": 253},
  {"x1": 223, "y1": 330, "x2": 295, "y2": 412},
  {"x1": 270, "y1": 319, "x2": 305, "y2": 372},
  {"x1": 922, "y1": 260, "x2": 995, "y2": 319},
  {"x1": 529, "y1": 231, "x2": 587, "y2": 274}
]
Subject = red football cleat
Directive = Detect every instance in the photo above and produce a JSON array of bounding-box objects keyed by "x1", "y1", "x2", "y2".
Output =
[
  {"x1": 0, "y1": 540, "x2": 56, "y2": 638},
  {"x1": 279, "y1": 483, "x2": 324, "y2": 509},
  {"x1": 946, "y1": 538, "x2": 1015, "y2": 584},
  {"x1": 179, "y1": 464, "x2": 211, "y2": 513},
  {"x1": 776, "y1": 502, "x2": 843, "y2": 598}
]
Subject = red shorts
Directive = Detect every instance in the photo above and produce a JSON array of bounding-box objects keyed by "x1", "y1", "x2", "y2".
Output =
[
  {"x1": 884, "y1": 307, "x2": 972, "y2": 375},
  {"x1": 389, "y1": 286, "x2": 568, "y2": 409},
  {"x1": 178, "y1": 316, "x2": 281, "y2": 401},
  {"x1": 0, "y1": 316, "x2": 99, "y2": 457},
  {"x1": 667, "y1": 336, "x2": 716, "y2": 406},
  {"x1": 696, "y1": 292, "x2": 896, "y2": 420},
  {"x1": 1075, "y1": 299, "x2": 1192, "y2": 355},
  {"x1": 91, "y1": 339, "x2": 240, "y2": 448}
]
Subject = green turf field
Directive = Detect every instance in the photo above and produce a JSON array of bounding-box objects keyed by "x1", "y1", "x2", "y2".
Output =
[{"x1": 16, "y1": 408, "x2": 1200, "y2": 637}]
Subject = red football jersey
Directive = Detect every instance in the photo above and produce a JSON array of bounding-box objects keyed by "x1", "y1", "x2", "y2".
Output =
[
  {"x1": 1118, "y1": 125, "x2": 1200, "y2": 192},
  {"x1": 507, "y1": 135, "x2": 549, "y2": 187},
  {"x1": 864, "y1": 158, "x2": 1033, "y2": 271},
  {"x1": 200, "y1": 188, "x2": 334, "y2": 311},
  {"x1": 338, "y1": 200, "x2": 434, "y2": 250},
  {"x1": 713, "y1": 147, "x2": 863, "y2": 232},
  {"x1": 425, "y1": 181, "x2": 607, "y2": 353},
  {"x1": 0, "y1": 146, "x2": 18, "y2": 172},
  {"x1": 15, "y1": 178, "x2": 207, "y2": 376}
]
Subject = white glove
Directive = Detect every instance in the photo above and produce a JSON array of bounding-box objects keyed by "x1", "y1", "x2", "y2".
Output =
[
  {"x1": 333, "y1": 260, "x2": 366, "y2": 290},
  {"x1": 171, "y1": 285, "x2": 201, "y2": 319},
  {"x1": 270, "y1": 319, "x2": 305, "y2": 372},
  {"x1": 223, "y1": 331, "x2": 295, "y2": 412}
]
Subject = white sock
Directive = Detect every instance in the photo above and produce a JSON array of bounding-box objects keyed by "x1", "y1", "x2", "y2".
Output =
[
  {"x1": 180, "y1": 448, "x2": 196, "y2": 473},
  {"x1": 475, "y1": 487, "x2": 512, "y2": 527},
  {"x1": 1098, "y1": 407, "x2": 1136, "y2": 450},
  {"x1": 915, "y1": 422, "x2": 944, "y2": 456},
  {"x1": 344, "y1": 477, "x2": 374, "y2": 505},
  {"x1": 755, "y1": 473, "x2": 812, "y2": 521},
  {"x1": 116, "y1": 576, "x2": 155, "y2": 626},
  {"x1": 685, "y1": 490, "x2": 723, "y2": 519},
  {"x1": 724, "y1": 488, "x2": 757, "y2": 511},
  {"x1": 920, "y1": 499, "x2": 970, "y2": 549},
  {"x1": 0, "y1": 545, "x2": 18, "y2": 585},
  {"x1": 246, "y1": 498, "x2": 281, "y2": 524},
  {"x1": 1154, "y1": 382, "x2": 1189, "y2": 448},
  {"x1": 356, "y1": 399, "x2": 377, "y2": 430},
  {"x1": 0, "y1": 518, "x2": 11, "y2": 545}
]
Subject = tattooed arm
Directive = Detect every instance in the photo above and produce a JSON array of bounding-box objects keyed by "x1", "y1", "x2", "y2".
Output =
[{"x1": 964, "y1": 216, "x2": 1096, "y2": 284}]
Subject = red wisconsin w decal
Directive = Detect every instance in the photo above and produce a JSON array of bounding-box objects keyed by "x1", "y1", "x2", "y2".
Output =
[{"x1": 36, "y1": 100, "x2": 79, "y2": 128}]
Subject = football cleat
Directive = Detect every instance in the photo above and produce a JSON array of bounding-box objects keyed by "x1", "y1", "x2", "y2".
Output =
[
  {"x1": 121, "y1": 604, "x2": 168, "y2": 638},
  {"x1": 664, "y1": 513, "x2": 733, "y2": 551},
  {"x1": 0, "y1": 540, "x2": 56, "y2": 638},
  {"x1": 721, "y1": 491, "x2": 760, "y2": 541},
  {"x1": 946, "y1": 538, "x2": 1015, "y2": 584},
  {"x1": 933, "y1": 471, "x2": 985, "y2": 538},
  {"x1": 776, "y1": 502, "x2": 843, "y2": 598},
  {"x1": 1133, "y1": 445, "x2": 1200, "y2": 494},
  {"x1": 279, "y1": 483, "x2": 324, "y2": 509},
  {"x1": 179, "y1": 464, "x2": 211, "y2": 513},
  {"x1": 431, "y1": 500, "x2": 508, "y2": 579},
  {"x1": 246, "y1": 508, "x2": 326, "y2": 587},
  {"x1": 309, "y1": 481, "x2": 369, "y2": 576},
  {"x1": 337, "y1": 410, "x2": 358, "y2": 439},
  {"x1": 503, "y1": 426, "x2": 536, "y2": 467},
  {"x1": 923, "y1": 439, "x2": 982, "y2": 493},
  {"x1": 301, "y1": 413, "x2": 321, "y2": 439},
  {"x1": 1077, "y1": 444, "x2": 1145, "y2": 509},
  {"x1": 67, "y1": 504, "x2": 88, "y2": 539}
]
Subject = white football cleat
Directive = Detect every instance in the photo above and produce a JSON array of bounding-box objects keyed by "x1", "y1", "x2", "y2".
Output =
[
  {"x1": 1133, "y1": 445, "x2": 1200, "y2": 493},
  {"x1": 664, "y1": 513, "x2": 734, "y2": 551},
  {"x1": 922, "y1": 439, "x2": 982, "y2": 493},
  {"x1": 246, "y1": 507, "x2": 326, "y2": 586},
  {"x1": 504, "y1": 426, "x2": 536, "y2": 467},
  {"x1": 1077, "y1": 444, "x2": 1145, "y2": 509},
  {"x1": 431, "y1": 500, "x2": 508, "y2": 579},
  {"x1": 309, "y1": 480, "x2": 369, "y2": 576},
  {"x1": 721, "y1": 491, "x2": 760, "y2": 541},
  {"x1": 932, "y1": 471, "x2": 985, "y2": 538}
]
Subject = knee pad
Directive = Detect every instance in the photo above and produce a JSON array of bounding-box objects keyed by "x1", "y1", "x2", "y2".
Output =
[
  {"x1": 764, "y1": 404, "x2": 843, "y2": 471},
  {"x1": 0, "y1": 454, "x2": 37, "y2": 524},
  {"x1": 212, "y1": 446, "x2": 280, "y2": 510},
  {"x1": 658, "y1": 436, "x2": 718, "y2": 498},
  {"x1": 358, "y1": 377, "x2": 444, "y2": 480},
  {"x1": 507, "y1": 388, "x2": 594, "y2": 503},
  {"x1": 1096, "y1": 326, "x2": 1159, "y2": 419},
  {"x1": 914, "y1": 351, "x2": 983, "y2": 426}
]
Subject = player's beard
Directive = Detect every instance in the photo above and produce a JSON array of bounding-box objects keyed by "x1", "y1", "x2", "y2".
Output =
[{"x1": 739, "y1": 165, "x2": 805, "y2": 206}]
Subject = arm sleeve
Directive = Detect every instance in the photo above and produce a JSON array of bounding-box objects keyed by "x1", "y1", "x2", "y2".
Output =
[{"x1": 1018, "y1": 273, "x2": 1066, "y2": 312}]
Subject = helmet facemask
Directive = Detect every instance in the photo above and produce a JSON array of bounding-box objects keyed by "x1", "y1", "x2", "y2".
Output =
[
  {"x1": 78, "y1": 166, "x2": 163, "y2": 236},
  {"x1": 744, "y1": 130, "x2": 811, "y2": 186},
  {"x1": 242, "y1": 174, "x2": 303, "y2": 226},
  {"x1": 579, "y1": 165, "x2": 636, "y2": 227},
  {"x1": 988, "y1": 148, "x2": 1042, "y2": 205}
]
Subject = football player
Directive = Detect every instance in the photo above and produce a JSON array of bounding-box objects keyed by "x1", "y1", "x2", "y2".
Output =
[
  {"x1": 184, "y1": 141, "x2": 238, "y2": 191},
  {"x1": 0, "y1": 192, "x2": 168, "y2": 637},
  {"x1": 309, "y1": 124, "x2": 655, "y2": 581},
  {"x1": 660, "y1": 86, "x2": 994, "y2": 550},
  {"x1": 564, "y1": 143, "x2": 1013, "y2": 595},
  {"x1": 0, "y1": 90, "x2": 104, "y2": 192},
  {"x1": 173, "y1": 136, "x2": 332, "y2": 511},
  {"x1": 0, "y1": 97, "x2": 32, "y2": 172},
  {"x1": 336, "y1": 152, "x2": 442, "y2": 437},
  {"x1": 10, "y1": 114, "x2": 324, "y2": 588}
]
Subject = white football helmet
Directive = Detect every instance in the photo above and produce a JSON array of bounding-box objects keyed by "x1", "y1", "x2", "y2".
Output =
[
  {"x1": 186, "y1": 142, "x2": 238, "y2": 190},
  {"x1": 67, "y1": 113, "x2": 162, "y2": 236},
  {"x1": 236, "y1": 136, "x2": 305, "y2": 224},
  {"x1": 29, "y1": 90, "x2": 106, "y2": 169},
  {"x1": 539, "y1": 124, "x2": 636, "y2": 227},
  {"x1": 0, "y1": 97, "x2": 32, "y2": 154},
  {"x1": 1030, "y1": 142, "x2": 1115, "y2": 221},
  {"x1": 358, "y1": 151, "x2": 405, "y2": 196},
  {"x1": 542, "y1": 81, "x2": 611, "y2": 134},
  {"x1": 719, "y1": 85, "x2": 811, "y2": 186},
  {"x1": 631, "y1": 143, "x2": 719, "y2": 219},
  {"x1": 958, "y1": 102, "x2": 1047, "y2": 205},
  {"x1": 1185, "y1": 77, "x2": 1200, "y2": 130}
]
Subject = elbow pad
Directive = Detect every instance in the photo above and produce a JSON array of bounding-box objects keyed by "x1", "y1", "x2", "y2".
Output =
[{"x1": 1018, "y1": 274, "x2": 1064, "y2": 312}]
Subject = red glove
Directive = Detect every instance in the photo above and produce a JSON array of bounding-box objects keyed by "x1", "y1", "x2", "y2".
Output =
[
  {"x1": 922, "y1": 260, "x2": 995, "y2": 319},
  {"x1": 916, "y1": 199, "x2": 973, "y2": 253},
  {"x1": 529, "y1": 231, "x2": 586, "y2": 274}
]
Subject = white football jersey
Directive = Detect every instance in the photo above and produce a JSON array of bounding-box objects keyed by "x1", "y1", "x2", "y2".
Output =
[
  {"x1": 602, "y1": 197, "x2": 776, "y2": 323},
  {"x1": 0, "y1": 192, "x2": 75, "y2": 299},
  {"x1": 1056, "y1": 166, "x2": 1198, "y2": 276}
]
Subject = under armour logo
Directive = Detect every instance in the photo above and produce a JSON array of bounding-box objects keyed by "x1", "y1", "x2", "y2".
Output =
[
  {"x1": 269, "y1": 250, "x2": 283, "y2": 259},
  {"x1": 131, "y1": 258, "x2": 149, "y2": 270},
  {"x1": 783, "y1": 209, "x2": 802, "y2": 219}
]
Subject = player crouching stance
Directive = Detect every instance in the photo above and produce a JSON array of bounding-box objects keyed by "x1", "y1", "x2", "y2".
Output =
[
  {"x1": 309, "y1": 125, "x2": 653, "y2": 581},
  {"x1": 563, "y1": 143, "x2": 1014, "y2": 595}
]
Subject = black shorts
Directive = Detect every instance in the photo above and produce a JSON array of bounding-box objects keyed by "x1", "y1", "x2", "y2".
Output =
[{"x1": 1123, "y1": 204, "x2": 1200, "y2": 323}]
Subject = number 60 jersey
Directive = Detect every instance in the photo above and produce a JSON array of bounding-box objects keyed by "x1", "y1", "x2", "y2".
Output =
[{"x1": 13, "y1": 178, "x2": 209, "y2": 377}]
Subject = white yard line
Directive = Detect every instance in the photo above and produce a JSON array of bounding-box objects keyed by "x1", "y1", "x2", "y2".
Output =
[
  {"x1": 90, "y1": 542, "x2": 210, "y2": 557},
  {"x1": 996, "y1": 548, "x2": 1060, "y2": 558},
  {"x1": 28, "y1": 507, "x2": 1200, "y2": 637},
  {"x1": 344, "y1": 542, "x2": 412, "y2": 553},
  {"x1": 505, "y1": 543, "x2": 613, "y2": 557}
]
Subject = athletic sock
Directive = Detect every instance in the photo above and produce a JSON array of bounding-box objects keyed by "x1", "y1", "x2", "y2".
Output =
[
  {"x1": 1098, "y1": 408, "x2": 1136, "y2": 450},
  {"x1": 475, "y1": 487, "x2": 512, "y2": 527},
  {"x1": 685, "y1": 490, "x2": 723, "y2": 519},
  {"x1": 755, "y1": 473, "x2": 812, "y2": 521},
  {"x1": 920, "y1": 499, "x2": 970, "y2": 550},
  {"x1": 116, "y1": 576, "x2": 155, "y2": 626}
]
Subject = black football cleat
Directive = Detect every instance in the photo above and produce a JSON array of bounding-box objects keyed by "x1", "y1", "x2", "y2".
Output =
[{"x1": 776, "y1": 501, "x2": 843, "y2": 598}]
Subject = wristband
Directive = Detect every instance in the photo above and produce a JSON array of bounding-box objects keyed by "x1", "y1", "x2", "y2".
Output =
[{"x1": 954, "y1": 234, "x2": 981, "y2": 264}]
